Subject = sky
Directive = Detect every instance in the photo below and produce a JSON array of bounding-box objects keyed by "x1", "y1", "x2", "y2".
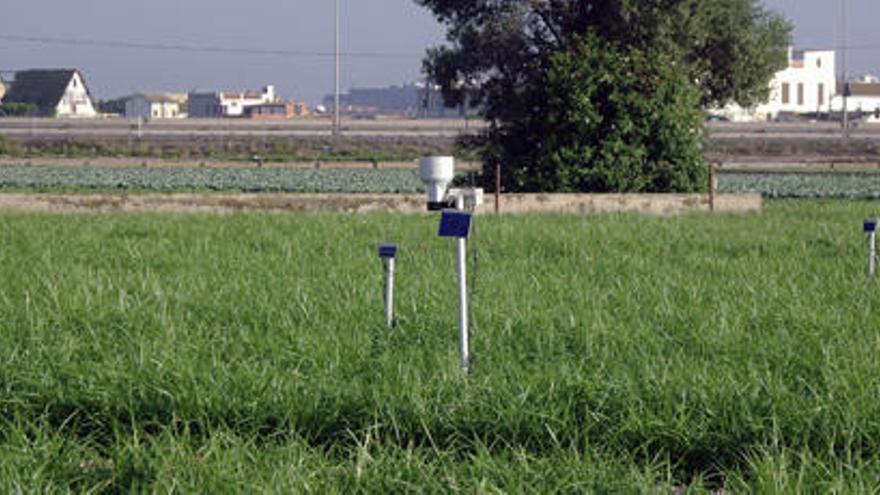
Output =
[{"x1": 1, "y1": 1, "x2": 878, "y2": 104}]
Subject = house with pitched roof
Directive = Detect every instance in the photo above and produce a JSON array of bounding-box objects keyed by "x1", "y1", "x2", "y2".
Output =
[
  {"x1": 3, "y1": 69, "x2": 97, "y2": 117},
  {"x1": 124, "y1": 93, "x2": 188, "y2": 119}
]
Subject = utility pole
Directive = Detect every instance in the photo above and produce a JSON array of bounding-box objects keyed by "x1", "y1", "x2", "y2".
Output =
[
  {"x1": 842, "y1": 0, "x2": 849, "y2": 138},
  {"x1": 333, "y1": 0, "x2": 341, "y2": 137}
]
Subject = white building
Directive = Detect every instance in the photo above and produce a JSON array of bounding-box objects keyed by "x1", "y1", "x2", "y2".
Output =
[
  {"x1": 717, "y1": 48, "x2": 836, "y2": 122},
  {"x1": 2, "y1": 69, "x2": 97, "y2": 117},
  {"x1": 831, "y1": 75, "x2": 880, "y2": 122},
  {"x1": 124, "y1": 93, "x2": 187, "y2": 120},
  {"x1": 188, "y1": 85, "x2": 276, "y2": 118}
]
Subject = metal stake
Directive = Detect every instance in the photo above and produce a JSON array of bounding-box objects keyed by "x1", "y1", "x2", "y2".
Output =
[
  {"x1": 454, "y1": 196, "x2": 470, "y2": 372},
  {"x1": 870, "y1": 231, "x2": 877, "y2": 278},
  {"x1": 865, "y1": 219, "x2": 877, "y2": 277},
  {"x1": 378, "y1": 244, "x2": 398, "y2": 327},
  {"x1": 384, "y1": 257, "x2": 395, "y2": 327}
]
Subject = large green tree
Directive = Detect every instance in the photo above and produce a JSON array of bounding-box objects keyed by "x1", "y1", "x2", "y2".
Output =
[{"x1": 417, "y1": 0, "x2": 791, "y2": 192}]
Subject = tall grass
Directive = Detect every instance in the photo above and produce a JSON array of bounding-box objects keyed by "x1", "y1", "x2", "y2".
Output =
[{"x1": 0, "y1": 200, "x2": 879, "y2": 491}]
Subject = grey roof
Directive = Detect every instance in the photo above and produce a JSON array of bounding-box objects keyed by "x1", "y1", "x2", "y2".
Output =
[
  {"x1": 3, "y1": 69, "x2": 87, "y2": 115},
  {"x1": 837, "y1": 81, "x2": 880, "y2": 97},
  {"x1": 129, "y1": 92, "x2": 187, "y2": 104}
]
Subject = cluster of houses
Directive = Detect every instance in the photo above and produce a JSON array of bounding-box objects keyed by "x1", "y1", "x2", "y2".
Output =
[
  {"x1": 0, "y1": 69, "x2": 309, "y2": 120},
  {"x1": 2, "y1": 48, "x2": 880, "y2": 122}
]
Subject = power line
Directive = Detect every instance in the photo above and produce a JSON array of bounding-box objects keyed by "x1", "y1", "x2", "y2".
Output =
[{"x1": 0, "y1": 34, "x2": 423, "y2": 60}]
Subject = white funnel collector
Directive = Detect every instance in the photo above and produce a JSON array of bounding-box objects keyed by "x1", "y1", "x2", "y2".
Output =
[{"x1": 419, "y1": 156, "x2": 455, "y2": 211}]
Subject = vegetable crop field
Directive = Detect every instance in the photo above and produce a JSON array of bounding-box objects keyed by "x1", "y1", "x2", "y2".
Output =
[
  {"x1": 719, "y1": 170, "x2": 880, "y2": 199},
  {"x1": 1, "y1": 201, "x2": 880, "y2": 491},
  {"x1": 0, "y1": 165, "x2": 426, "y2": 194}
]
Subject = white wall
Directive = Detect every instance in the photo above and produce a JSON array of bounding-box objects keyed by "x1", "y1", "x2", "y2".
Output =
[
  {"x1": 219, "y1": 86, "x2": 275, "y2": 116},
  {"x1": 55, "y1": 72, "x2": 97, "y2": 117}
]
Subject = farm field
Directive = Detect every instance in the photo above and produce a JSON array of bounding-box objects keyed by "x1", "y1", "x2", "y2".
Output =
[
  {"x1": 0, "y1": 165, "x2": 427, "y2": 194},
  {"x1": 1, "y1": 201, "x2": 880, "y2": 491},
  {"x1": 718, "y1": 170, "x2": 880, "y2": 199},
  {"x1": 2, "y1": 163, "x2": 880, "y2": 199}
]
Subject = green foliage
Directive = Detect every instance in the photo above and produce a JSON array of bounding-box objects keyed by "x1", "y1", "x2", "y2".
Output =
[
  {"x1": 0, "y1": 102, "x2": 38, "y2": 117},
  {"x1": 96, "y1": 98, "x2": 127, "y2": 115},
  {"x1": 0, "y1": 201, "x2": 880, "y2": 490},
  {"x1": 417, "y1": 0, "x2": 791, "y2": 192},
  {"x1": 487, "y1": 35, "x2": 706, "y2": 192}
]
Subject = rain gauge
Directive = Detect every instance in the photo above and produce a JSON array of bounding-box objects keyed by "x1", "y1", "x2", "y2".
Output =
[{"x1": 420, "y1": 156, "x2": 484, "y2": 373}]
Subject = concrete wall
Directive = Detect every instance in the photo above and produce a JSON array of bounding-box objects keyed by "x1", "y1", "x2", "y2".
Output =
[{"x1": 0, "y1": 193, "x2": 762, "y2": 215}]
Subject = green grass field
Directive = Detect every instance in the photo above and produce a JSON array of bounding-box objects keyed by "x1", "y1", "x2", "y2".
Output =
[{"x1": 1, "y1": 200, "x2": 880, "y2": 492}]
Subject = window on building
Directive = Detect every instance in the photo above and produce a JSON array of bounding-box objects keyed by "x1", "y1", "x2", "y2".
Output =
[
  {"x1": 817, "y1": 58, "x2": 822, "y2": 68},
  {"x1": 781, "y1": 83, "x2": 790, "y2": 104},
  {"x1": 797, "y1": 83, "x2": 804, "y2": 106},
  {"x1": 818, "y1": 84, "x2": 825, "y2": 106}
]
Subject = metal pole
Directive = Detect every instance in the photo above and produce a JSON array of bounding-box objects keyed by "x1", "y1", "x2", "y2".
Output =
[
  {"x1": 384, "y1": 258, "x2": 395, "y2": 327},
  {"x1": 333, "y1": 0, "x2": 341, "y2": 137},
  {"x1": 842, "y1": 0, "x2": 849, "y2": 138},
  {"x1": 458, "y1": 236, "x2": 468, "y2": 371},
  {"x1": 455, "y1": 195, "x2": 469, "y2": 372},
  {"x1": 870, "y1": 231, "x2": 877, "y2": 277}
]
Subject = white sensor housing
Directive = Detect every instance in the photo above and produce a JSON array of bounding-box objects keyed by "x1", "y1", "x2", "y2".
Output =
[{"x1": 419, "y1": 156, "x2": 455, "y2": 209}]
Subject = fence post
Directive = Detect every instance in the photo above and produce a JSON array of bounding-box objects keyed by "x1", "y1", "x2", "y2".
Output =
[
  {"x1": 709, "y1": 162, "x2": 718, "y2": 212},
  {"x1": 494, "y1": 164, "x2": 501, "y2": 215}
]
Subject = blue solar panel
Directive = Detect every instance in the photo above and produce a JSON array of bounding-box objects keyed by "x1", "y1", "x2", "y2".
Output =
[
  {"x1": 438, "y1": 210, "x2": 472, "y2": 238},
  {"x1": 865, "y1": 219, "x2": 878, "y2": 233},
  {"x1": 378, "y1": 244, "x2": 398, "y2": 258}
]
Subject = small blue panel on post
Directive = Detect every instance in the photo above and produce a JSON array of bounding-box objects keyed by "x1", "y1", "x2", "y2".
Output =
[
  {"x1": 438, "y1": 210, "x2": 472, "y2": 238},
  {"x1": 378, "y1": 243, "x2": 398, "y2": 259},
  {"x1": 865, "y1": 219, "x2": 878, "y2": 233}
]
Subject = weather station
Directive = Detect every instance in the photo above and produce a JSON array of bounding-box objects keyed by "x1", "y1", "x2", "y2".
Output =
[{"x1": 420, "y1": 156, "x2": 483, "y2": 373}]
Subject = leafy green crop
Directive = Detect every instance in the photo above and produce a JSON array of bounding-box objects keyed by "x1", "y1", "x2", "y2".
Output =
[
  {"x1": 0, "y1": 165, "x2": 426, "y2": 193},
  {"x1": 719, "y1": 171, "x2": 880, "y2": 199}
]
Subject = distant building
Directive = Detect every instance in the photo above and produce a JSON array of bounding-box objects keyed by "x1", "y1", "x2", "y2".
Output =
[
  {"x1": 831, "y1": 75, "x2": 880, "y2": 122},
  {"x1": 3, "y1": 69, "x2": 97, "y2": 117},
  {"x1": 244, "y1": 101, "x2": 309, "y2": 119},
  {"x1": 0, "y1": 80, "x2": 6, "y2": 102},
  {"x1": 715, "y1": 48, "x2": 836, "y2": 122},
  {"x1": 188, "y1": 85, "x2": 276, "y2": 118},
  {"x1": 124, "y1": 93, "x2": 187, "y2": 120},
  {"x1": 324, "y1": 83, "x2": 460, "y2": 118}
]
